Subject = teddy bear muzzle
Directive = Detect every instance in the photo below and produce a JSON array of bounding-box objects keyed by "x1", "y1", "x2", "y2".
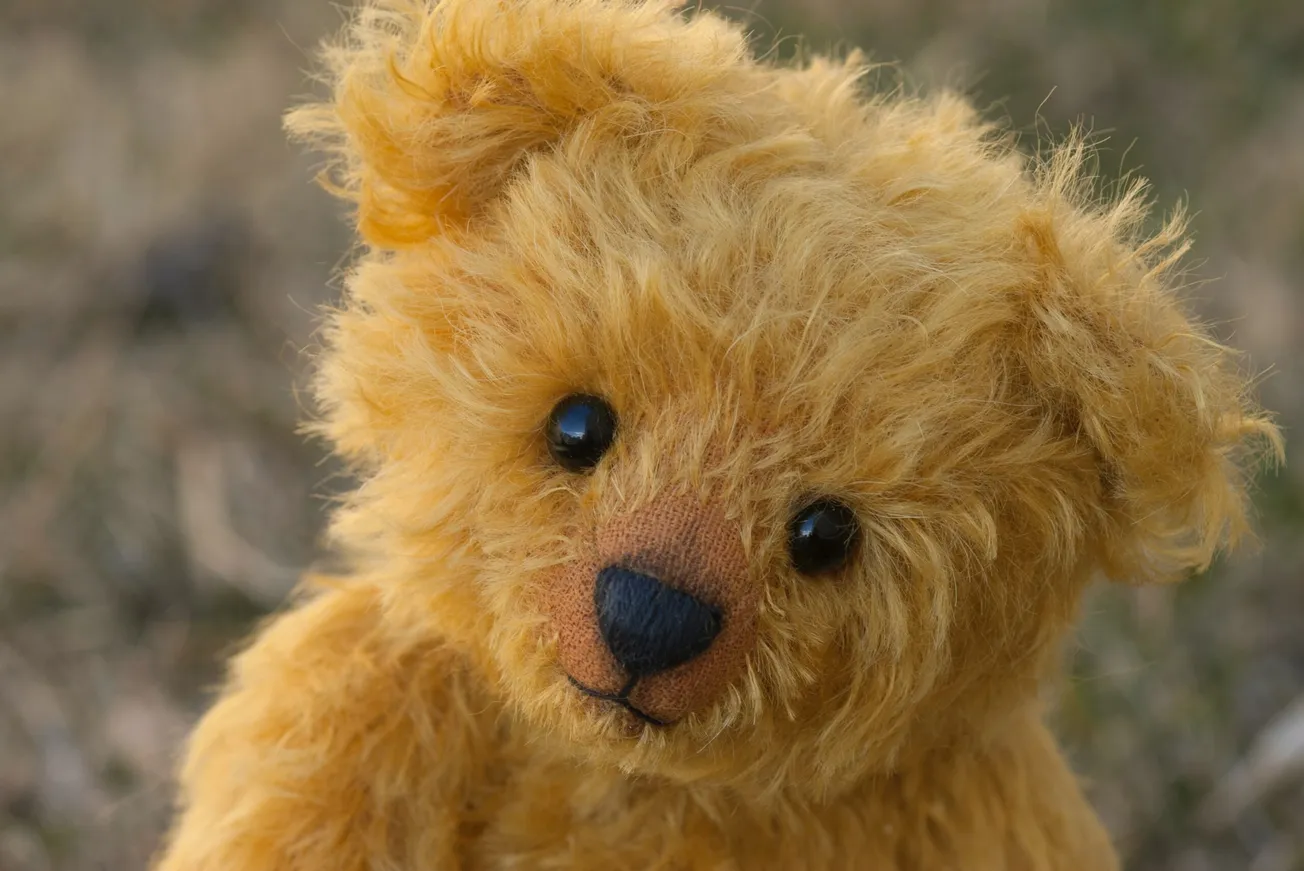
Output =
[{"x1": 548, "y1": 498, "x2": 756, "y2": 727}]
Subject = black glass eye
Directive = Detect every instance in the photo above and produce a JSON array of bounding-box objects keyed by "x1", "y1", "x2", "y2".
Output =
[
  {"x1": 788, "y1": 498, "x2": 860, "y2": 576},
  {"x1": 546, "y1": 394, "x2": 618, "y2": 473}
]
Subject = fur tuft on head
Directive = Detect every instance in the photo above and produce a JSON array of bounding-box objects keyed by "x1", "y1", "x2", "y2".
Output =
[{"x1": 286, "y1": 0, "x2": 758, "y2": 246}]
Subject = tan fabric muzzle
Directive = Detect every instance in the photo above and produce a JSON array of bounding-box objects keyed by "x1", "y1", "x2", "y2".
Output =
[{"x1": 546, "y1": 497, "x2": 755, "y2": 724}]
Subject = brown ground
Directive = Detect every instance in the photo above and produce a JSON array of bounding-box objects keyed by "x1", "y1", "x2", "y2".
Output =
[{"x1": 1, "y1": 1, "x2": 1301, "y2": 869}]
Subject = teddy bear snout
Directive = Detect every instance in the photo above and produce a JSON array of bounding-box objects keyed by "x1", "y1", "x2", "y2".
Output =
[
  {"x1": 547, "y1": 497, "x2": 758, "y2": 725},
  {"x1": 594, "y1": 565, "x2": 723, "y2": 678}
]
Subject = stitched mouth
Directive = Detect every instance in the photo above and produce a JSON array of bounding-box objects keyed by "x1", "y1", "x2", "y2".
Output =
[{"x1": 566, "y1": 675, "x2": 670, "y2": 727}]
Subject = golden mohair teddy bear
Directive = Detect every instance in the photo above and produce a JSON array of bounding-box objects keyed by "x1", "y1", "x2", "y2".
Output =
[{"x1": 154, "y1": 1, "x2": 1281, "y2": 868}]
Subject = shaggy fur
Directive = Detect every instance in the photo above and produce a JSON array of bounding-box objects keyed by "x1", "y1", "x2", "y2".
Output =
[{"x1": 154, "y1": 1, "x2": 1282, "y2": 868}]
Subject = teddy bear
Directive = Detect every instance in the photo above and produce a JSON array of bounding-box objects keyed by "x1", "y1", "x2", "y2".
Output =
[{"x1": 153, "y1": 0, "x2": 1281, "y2": 868}]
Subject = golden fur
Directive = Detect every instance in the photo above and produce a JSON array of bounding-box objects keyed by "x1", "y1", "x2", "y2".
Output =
[{"x1": 154, "y1": 1, "x2": 1282, "y2": 868}]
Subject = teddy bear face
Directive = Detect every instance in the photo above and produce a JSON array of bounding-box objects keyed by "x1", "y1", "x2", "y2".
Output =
[
  {"x1": 315, "y1": 124, "x2": 1112, "y2": 792},
  {"x1": 297, "y1": 0, "x2": 1275, "y2": 796}
]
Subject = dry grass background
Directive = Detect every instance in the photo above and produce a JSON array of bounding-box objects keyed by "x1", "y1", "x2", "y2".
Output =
[{"x1": 0, "y1": 1, "x2": 1301, "y2": 869}]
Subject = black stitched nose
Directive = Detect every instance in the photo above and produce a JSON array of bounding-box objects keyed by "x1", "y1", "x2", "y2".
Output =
[{"x1": 594, "y1": 566, "x2": 721, "y2": 677}]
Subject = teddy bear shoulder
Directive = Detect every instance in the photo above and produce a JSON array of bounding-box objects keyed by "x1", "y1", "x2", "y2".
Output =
[{"x1": 155, "y1": 581, "x2": 500, "y2": 870}]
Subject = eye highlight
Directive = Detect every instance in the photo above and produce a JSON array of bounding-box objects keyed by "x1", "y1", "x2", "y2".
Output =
[
  {"x1": 545, "y1": 394, "x2": 618, "y2": 473},
  {"x1": 788, "y1": 498, "x2": 860, "y2": 576}
]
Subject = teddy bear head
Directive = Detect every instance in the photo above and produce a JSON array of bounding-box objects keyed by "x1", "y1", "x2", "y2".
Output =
[{"x1": 289, "y1": 0, "x2": 1277, "y2": 797}]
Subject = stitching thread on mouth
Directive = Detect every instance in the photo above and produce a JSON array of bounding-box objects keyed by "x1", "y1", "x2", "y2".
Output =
[{"x1": 566, "y1": 675, "x2": 669, "y2": 727}]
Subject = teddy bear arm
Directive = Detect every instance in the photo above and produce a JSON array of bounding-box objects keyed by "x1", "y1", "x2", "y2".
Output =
[
  {"x1": 1010, "y1": 721, "x2": 1119, "y2": 870},
  {"x1": 153, "y1": 582, "x2": 489, "y2": 870},
  {"x1": 855, "y1": 712, "x2": 1118, "y2": 870},
  {"x1": 943, "y1": 714, "x2": 1120, "y2": 871}
]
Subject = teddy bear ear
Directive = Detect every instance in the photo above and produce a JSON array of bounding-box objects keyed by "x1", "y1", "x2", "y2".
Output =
[
  {"x1": 1013, "y1": 142, "x2": 1282, "y2": 584},
  {"x1": 285, "y1": 0, "x2": 751, "y2": 248}
]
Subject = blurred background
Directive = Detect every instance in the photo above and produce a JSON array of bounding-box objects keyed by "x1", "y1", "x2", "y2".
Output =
[{"x1": 0, "y1": 0, "x2": 1301, "y2": 868}]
